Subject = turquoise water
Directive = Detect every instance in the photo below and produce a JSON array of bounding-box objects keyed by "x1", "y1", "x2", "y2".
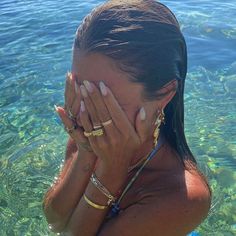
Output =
[{"x1": 0, "y1": 0, "x2": 235, "y2": 235}]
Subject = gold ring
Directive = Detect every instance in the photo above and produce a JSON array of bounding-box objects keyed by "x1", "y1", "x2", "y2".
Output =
[
  {"x1": 102, "y1": 119, "x2": 112, "y2": 126},
  {"x1": 92, "y1": 128, "x2": 104, "y2": 136},
  {"x1": 65, "y1": 124, "x2": 77, "y2": 134},
  {"x1": 84, "y1": 131, "x2": 93, "y2": 137},
  {"x1": 68, "y1": 109, "x2": 76, "y2": 120},
  {"x1": 93, "y1": 124, "x2": 102, "y2": 130}
]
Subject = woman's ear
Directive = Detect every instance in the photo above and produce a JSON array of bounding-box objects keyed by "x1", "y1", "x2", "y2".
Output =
[{"x1": 156, "y1": 79, "x2": 178, "y2": 109}]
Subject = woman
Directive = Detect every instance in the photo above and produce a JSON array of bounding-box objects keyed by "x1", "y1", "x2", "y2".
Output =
[{"x1": 43, "y1": 0, "x2": 212, "y2": 235}]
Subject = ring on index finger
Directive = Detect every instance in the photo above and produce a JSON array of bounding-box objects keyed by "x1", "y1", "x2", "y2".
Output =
[
  {"x1": 84, "y1": 130, "x2": 93, "y2": 137},
  {"x1": 64, "y1": 124, "x2": 77, "y2": 134},
  {"x1": 68, "y1": 109, "x2": 77, "y2": 120},
  {"x1": 92, "y1": 128, "x2": 104, "y2": 137}
]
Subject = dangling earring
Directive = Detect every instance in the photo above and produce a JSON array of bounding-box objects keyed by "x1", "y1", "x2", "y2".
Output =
[{"x1": 153, "y1": 109, "x2": 165, "y2": 148}]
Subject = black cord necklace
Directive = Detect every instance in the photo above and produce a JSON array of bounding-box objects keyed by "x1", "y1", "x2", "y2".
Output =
[{"x1": 106, "y1": 134, "x2": 164, "y2": 219}]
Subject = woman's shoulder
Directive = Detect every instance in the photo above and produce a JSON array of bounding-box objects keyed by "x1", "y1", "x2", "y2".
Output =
[
  {"x1": 181, "y1": 167, "x2": 212, "y2": 215},
  {"x1": 145, "y1": 143, "x2": 212, "y2": 207},
  {"x1": 143, "y1": 165, "x2": 211, "y2": 202},
  {"x1": 101, "y1": 168, "x2": 211, "y2": 236},
  {"x1": 141, "y1": 168, "x2": 211, "y2": 232},
  {"x1": 144, "y1": 167, "x2": 211, "y2": 230}
]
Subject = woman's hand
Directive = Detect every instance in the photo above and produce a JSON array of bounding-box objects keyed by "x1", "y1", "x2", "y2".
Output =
[
  {"x1": 79, "y1": 80, "x2": 147, "y2": 174},
  {"x1": 55, "y1": 72, "x2": 94, "y2": 154}
]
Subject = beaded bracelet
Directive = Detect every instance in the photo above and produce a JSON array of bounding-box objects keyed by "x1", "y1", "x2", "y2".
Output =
[{"x1": 90, "y1": 173, "x2": 117, "y2": 206}]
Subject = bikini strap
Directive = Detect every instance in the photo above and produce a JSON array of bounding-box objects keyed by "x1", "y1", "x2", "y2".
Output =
[{"x1": 107, "y1": 134, "x2": 164, "y2": 218}]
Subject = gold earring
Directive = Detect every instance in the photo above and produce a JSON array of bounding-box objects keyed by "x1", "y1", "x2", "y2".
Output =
[{"x1": 153, "y1": 109, "x2": 165, "y2": 148}]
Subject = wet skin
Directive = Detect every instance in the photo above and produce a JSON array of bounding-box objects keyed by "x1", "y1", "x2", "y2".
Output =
[
  {"x1": 63, "y1": 51, "x2": 212, "y2": 234},
  {"x1": 46, "y1": 50, "x2": 211, "y2": 235}
]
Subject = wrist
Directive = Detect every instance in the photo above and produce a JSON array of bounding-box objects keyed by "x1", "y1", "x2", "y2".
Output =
[
  {"x1": 94, "y1": 162, "x2": 128, "y2": 196},
  {"x1": 77, "y1": 145, "x2": 96, "y2": 159},
  {"x1": 77, "y1": 141, "x2": 94, "y2": 153},
  {"x1": 75, "y1": 149, "x2": 98, "y2": 172}
]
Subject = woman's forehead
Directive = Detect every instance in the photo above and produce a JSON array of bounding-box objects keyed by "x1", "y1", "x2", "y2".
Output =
[
  {"x1": 72, "y1": 52, "x2": 144, "y2": 104},
  {"x1": 73, "y1": 53, "x2": 120, "y2": 83},
  {"x1": 72, "y1": 52, "x2": 136, "y2": 91}
]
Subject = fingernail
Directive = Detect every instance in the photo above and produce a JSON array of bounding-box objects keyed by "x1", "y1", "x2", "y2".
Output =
[
  {"x1": 99, "y1": 81, "x2": 107, "y2": 96},
  {"x1": 139, "y1": 107, "x2": 146, "y2": 121},
  {"x1": 54, "y1": 105, "x2": 59, "y2": 112},
  {"x1": 80, "y1": 100, "x2": 85, "y2": 112},
  {"x1": 80, "y1": 85, "x2": 88, "y2": 97},
  {"x1": 83, "y1": 80, "x2": 93, "y2": 93},
  {"x1": 66, "y1": 71, "x2": 72, "y2": 79}
]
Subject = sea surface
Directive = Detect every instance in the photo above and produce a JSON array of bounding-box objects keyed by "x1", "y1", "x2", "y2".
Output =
[{"x1": 0, "y1": 0, "x2": 235, "y2": 235}]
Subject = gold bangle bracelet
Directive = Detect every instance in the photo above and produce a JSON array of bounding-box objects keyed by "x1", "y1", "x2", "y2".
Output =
[{"x1": 83, "y1": 194, "x2": 108, "y2": 210}]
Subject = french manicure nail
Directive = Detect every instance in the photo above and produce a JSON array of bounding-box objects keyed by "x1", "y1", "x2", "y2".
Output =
[
  {"x1": 80, "y1": 100, "x2": 85, "y2": 112},
  {"x1": 54, "y1": 105, "x2": 59, "y2": 112},
  {"x1": 83, "y1": 80, "x2": 93, "y2": 93},
  {"x1": 140, "y1": 107, "x2": 146, "y2": 121},
  {"x1": 67, "y1": 71, "x2": 72, "y2": 79},
  {"x1": 99, "y1": 81, "x2": 107, "y2": 96},
  {"x1": 80, "y1": 85, "x2": 88, "y2": 97}
]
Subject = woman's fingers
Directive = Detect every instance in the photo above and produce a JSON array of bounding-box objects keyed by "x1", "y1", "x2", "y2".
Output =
[
  {"x1": 81, "y1": 81, "x2": 117, "y2": 137},
  {"x1": 79, "y1": 80, "x2": 135, "y2": 140},
  {"x1": 79, "y1": 85, "x2": 101, "y2": 127},
  {"x1": 79, "y1": 100, "x2": 99, "y2": 147},
  {"x1": 83, "y1": 81, "x2": 111, "y2": 122},
  {"x1": 55, "y1": 105, "x2": 86, "y2": 143},
  {"x1": 98, "y1": 81, "x2": 134, "y2": 134},
  {"x1": 70, "y1": 78, "x2": 81, "y2": 119},
  {"x1": 64, "y1": 72, "x2": 76, "y2": 113},
  {"x1": 64, "y1": 72, "x2": 83, "y2": 126}
]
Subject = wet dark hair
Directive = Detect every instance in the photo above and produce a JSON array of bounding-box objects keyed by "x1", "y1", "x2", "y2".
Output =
[{"x1": 73, "y1": 0, "x2": 204, "y2": 173}]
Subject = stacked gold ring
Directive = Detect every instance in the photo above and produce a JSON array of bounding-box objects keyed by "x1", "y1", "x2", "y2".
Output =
[
  {"x1": 84, "y1": 128, "x2": 104, "y2": 137},
  {"x1": 83, "y1": 131, "x2": 93, "y2": 137},
  {"x1": 83, "y1": 119, "x2": 113, "y2": 137},
  {"x1": 92, "y1": 129, "x2": 104, "y2": 136},
  {"x1": 102, "y1": 119, "x2": 112, "y2": 126},
  {"x1": 93, "y1": 124, "x2": 103, "y2": 130}
]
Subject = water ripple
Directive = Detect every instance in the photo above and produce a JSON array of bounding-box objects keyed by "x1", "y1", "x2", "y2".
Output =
[{"x1": 0, "y1": 0, "x2": 235, "y2": 234}]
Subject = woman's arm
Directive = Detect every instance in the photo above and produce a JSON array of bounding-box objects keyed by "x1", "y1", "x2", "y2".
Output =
[
  {"x1": 61, "y1": 80, "x2": 149, "y2": 235},
  {"x1": 42, "y1": 137, "x2": 97, "y2": 233},
  {"x1": 63, "y1": 162, "x2": 211, "y2": 236},
  {"x1": 98, "y1": 180, "x2": 211, "y2": 236},
  {"x1": 63, "y1": 161, "x2": 128, "y2": 235},
  {"x1": 42, "y1": 72, "x2": 100, "y2": 232}
]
